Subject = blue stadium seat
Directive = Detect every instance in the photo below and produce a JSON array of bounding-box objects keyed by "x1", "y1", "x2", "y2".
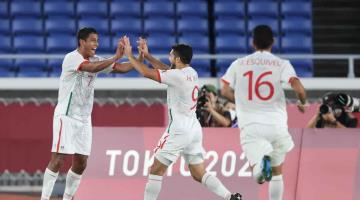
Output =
[
  {"x1": 248, "y1": 2, "x2": 278, "y2": 18},
  {"x1": 281, "y1": 34, "x2": 312, "y2": 53},
  {"x1": 45, "y1": 18, "x2": 76, "y2": 35},
  {"x1": 248, "y1": 18, "x2": 279, "y2": 35},
  {"x1": 111, "y1": 18, "x2": 142, "y2": 35},
  {"x1": 114, "y1": 69, "x2": 140, "y2": 77},
  {"x1": 146, "y1": 34, "x2": 176, "y2": 54},
  {"x1": 215, "y1": 34, "x2": 247, "y2": 53},
  {"x1": 290, "y1": 59, "x2": 313, "y2": 77},
  {"x1": 49, "y1": 62, "x2": 62, "y2": 77},
  {"x1": 0, "y1": 35, "x2": 12, "y2": 53},
  {"x1": 0, "y1": 68, "x2": 16, "y2": 77},
  {"x1": 0, "y1": 58, "x2": 13, "y2": 70},
  {"x1": 44, "y1": 1, "x2": 75, "y2": 17},
  {"x1": 47, "y1": 35, "x2": 77, "y2": 53},
  {"x1": 144, "y1": 18, "x2": 175, "y2": 34},
  {"x1": 10, "y1": 2, "x2": 41, "y2": 17},
  {"x1": 111, "y1": 34, "x2": 142, "y2": 50},
  {"x1": 191, "y1": 59, "x2": 211, "y2": 72},
  {"x1": 97, "y1": 72, "x2": 114, "y2": 78},
  {"x1": 177, "y1": 2, "x2": 207, "y2": 17},
  {"x1": 98, "y1": 35, "x2": 112, "y2": 54},
  {"x1": 78, "y1": 18, "x2": 109, "y2": 35},
  {"x1": 177, "y1": 17, "x2": 208, "y2": 34},
  {"x1": 16, "y1": 59, "x2": 48, "y2": 77},
  {"x1": 14, "y1": 36, "x2": 45, "y2": 53},
  {"x1": 48, "y1": 59, "x2": 63, "y2": 73},
  {"x1": 214, "y1": 2, "x2": 245, "y2": 17},
  {"x1": 0, "y1": 19, "x2": 10, "y2": 35},
  {"x1": 195, "y1": 67, "x2": 211, "y2": 77},
  {"x1": 216, "y1": 59, "x2": 234, "y2": 75},
  {"x1": 178, "y1": 34, "x2": 209, "y2": 53},
  {"x1": 282, "y1": 17, "x2": 312, "y2": 35},
  {"x1": 110, "y1": 2, "x2": 141, "y2": 18},
  {"x1": 144, "y1": 1, "x2": 174, "y2": 17},
  {"x1": 12, "y1": 19, "x2": 43, "y2": 35},
  {"x1": 0, "y1": 2, "x2": 8, "y2": 18},
  {"x1": 215, "y1": 17, "x2": 246, "y2": 35},
  {"x1": 77, "y1": 2, "x2": 108, "y2": 18},
  {"x1": 282, "y1": 2, "x2": 311, "y2": 18}
]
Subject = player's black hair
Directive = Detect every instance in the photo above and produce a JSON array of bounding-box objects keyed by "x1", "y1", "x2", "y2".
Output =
[
  {"x1": 171, "y1": 44, "x2": 193, "y2": 64},
  {"x1": 253, "y1": 25, "x2": 274, "y2": 50},
  {"x1": 77, "y1": 27, "x2": 98, "y2": 47}
]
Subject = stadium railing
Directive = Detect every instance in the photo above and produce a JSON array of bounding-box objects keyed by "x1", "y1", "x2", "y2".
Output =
[{"x1": 0, "y1": 54, "x2": 359, "y2": 90}]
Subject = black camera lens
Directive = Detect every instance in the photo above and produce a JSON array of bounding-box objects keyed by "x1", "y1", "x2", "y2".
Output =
[{"x1": 319, "y1": 104, "x2": 330, "y2": 114}]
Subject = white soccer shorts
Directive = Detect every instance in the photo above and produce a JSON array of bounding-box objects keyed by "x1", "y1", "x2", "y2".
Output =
[
  {"x1": 52, "y1": 115, "x2": 92, "y2": 156},
  {"x1": 154, "y1": 116, "x2": 205, "y2": 166},
  {"x1": 240, "y1": 123, "x2": 294, "y2": 167}
]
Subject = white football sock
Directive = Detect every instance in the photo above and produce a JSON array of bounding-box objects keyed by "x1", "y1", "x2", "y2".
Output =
[
  {"x1": 63, "y1": 169, "x2": 82, "y2": 200},
  {"x1": 41, "y1": 168, "x2": 59, "y2": 200},
  {"x1": 269, "y1": 175, "x2": 284, "y2": 200},
  {"x1": 144, "y1": 174, "x2": 163, "y2": 200},
  {"x1": 201, "y1": 172, "x2": 232, "y2": 200}
]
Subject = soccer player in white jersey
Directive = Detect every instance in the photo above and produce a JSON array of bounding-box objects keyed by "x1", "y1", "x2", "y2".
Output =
[
  {"x1": 221, "y1": 25, "x2": 307, "y2": 200},
  {"x1": 122, "y1": 36, "x2": 242, "y2": 200},
  {"x1": 40, "y1": 27, "x2": 140, "y2": 200}
]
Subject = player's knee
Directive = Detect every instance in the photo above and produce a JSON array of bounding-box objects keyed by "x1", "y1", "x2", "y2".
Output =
[
  {"x1": 49, "y1": 155, "x2": 65, "y2": 171},
  {"x1": 76, "y1": 160, "x2": 87, "y2": 172},
  {"x1": 190, "y1": 173, "x2": 202, "y2": 183},
  {"x1": 149, "y1": 158, "x2": 168, "y2": 176}
]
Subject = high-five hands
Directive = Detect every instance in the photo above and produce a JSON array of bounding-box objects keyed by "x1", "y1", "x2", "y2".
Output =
[
  {"x1": 123, "y1": 36, "x2": 133, "y2": 57},
  {"x1": 114, "y1": 36, "x2": 126, "y2": 60},
  {"x1": 137, "y1": 37, "x2": 149, "y2": 58}
]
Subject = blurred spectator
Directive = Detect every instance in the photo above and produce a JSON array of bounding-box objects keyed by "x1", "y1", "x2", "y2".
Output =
[
  {"x1": 306, "y1": 92, "x2": 359, "y2": 128},
  {"x1": 196, "y1": 84, "x2": 237, "y2": 127}
]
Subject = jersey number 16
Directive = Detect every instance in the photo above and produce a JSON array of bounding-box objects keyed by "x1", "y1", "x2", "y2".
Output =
[{"x1": 243, "y1": 70, "x2": 274, "y2": 101}]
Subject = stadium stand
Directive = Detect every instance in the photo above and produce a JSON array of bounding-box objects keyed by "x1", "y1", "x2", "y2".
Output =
[{"x1": 0, "y1": 0, "x2": 314, "y2": 77}]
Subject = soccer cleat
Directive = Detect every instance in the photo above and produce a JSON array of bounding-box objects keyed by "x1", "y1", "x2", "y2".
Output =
[
  {"x1": 230, "y1": 193, "x2": 242, "y2": 200},
  {"x1": 261, "y1": 155, "x2": 272, "y2": 182}
]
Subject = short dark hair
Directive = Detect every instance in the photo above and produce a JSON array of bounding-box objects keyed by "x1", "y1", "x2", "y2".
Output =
[
  {"x1": 171, "y1": 44, "x2": 193, "y2": 64},
  {"x1": 253, "y1": 25, "x2": 274, "y2": 50},
  {"x1": 77, "y1": 27, "x2": 98, "y2": 47}
]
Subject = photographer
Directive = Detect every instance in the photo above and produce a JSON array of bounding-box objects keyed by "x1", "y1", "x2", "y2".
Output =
[
  {"x1": 306, "y1": 92, "x2": 359, "y2": 128},
  {"x1": 196, "y1": 84, "x2": 236, "y2": 127}
]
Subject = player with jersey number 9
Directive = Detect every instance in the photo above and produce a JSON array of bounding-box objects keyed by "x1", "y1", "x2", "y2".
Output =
[{"x1": 122, "y1": 36, "x2": 242, "y2": 200}]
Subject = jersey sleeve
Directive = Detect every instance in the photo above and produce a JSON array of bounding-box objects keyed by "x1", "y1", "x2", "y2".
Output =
[
  {"x1": 158, "y1": 69, "x2": 182, "y2": 86},
  {"x1": 62, "y1": 52, "x2": 89, "y2": 72},
  {"x1": 221, "y1": 60, "x2": 238, "y2": 89},
  {"x1": 96, "y1": 56, "x2": 115, "y2": 74},
  {"x1": 280, "y1": 60, "x2": 298, "y2": 83}
]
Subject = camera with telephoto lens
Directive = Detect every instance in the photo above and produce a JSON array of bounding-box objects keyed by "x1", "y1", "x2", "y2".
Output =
[
  {"x1": 319, "y1": 104, "x2": 332, "y2": 114},
  {"x1": 196, "y1": 86, "x2": 209, "y2": 110}
]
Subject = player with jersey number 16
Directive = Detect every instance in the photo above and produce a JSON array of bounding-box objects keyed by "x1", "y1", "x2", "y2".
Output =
[
  {"x1": 122, "y1": 36, "x2": 242, "y2": 200},
  {"x1": 221, "y1": 25, "x2": 307, "y2": 200}
]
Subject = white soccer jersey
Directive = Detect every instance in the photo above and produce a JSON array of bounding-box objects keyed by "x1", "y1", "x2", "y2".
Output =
[
  {"x1": 222, "y1": 51, "x2": 297, "y2": 128},
  {"x1": 157, "y1": 67, "x2": 199, "y2": 118},
  {"x1": 54, "y1": 50, "x2": 113, "y2": 121}
]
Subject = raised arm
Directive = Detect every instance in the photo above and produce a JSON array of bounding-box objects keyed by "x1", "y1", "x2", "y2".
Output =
[
  {"x1": 124, "y1": 36, "x2": 160, "y2": 82},
  {"x1": 112, "y1": 37, "x2": 145, "y2": 73},
  {"x1": 80, "y1": 38, "x2": 124, "y2": 73},
  {"x1": 138, "y1": 38, "x2": 169, "y2": 70}
]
